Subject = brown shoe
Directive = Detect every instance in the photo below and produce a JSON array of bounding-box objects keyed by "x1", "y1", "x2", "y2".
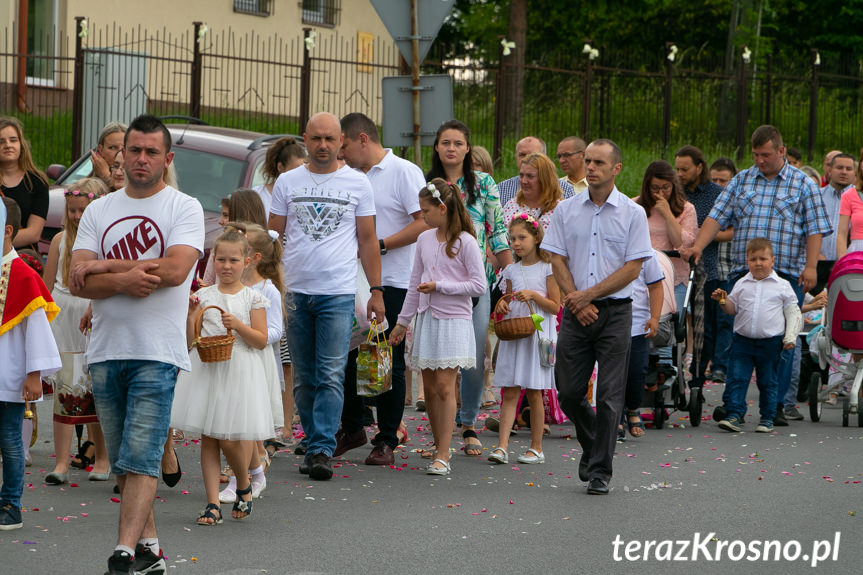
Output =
[
  {"x1": 364, "y1": 442, "x2": 395, "y2": 466},
  {"x1": 333, "y1": 429, "x2": 368, "y2": 457}
]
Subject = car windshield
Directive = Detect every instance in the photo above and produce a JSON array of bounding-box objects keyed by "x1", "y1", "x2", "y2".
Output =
[
  {"x1": 171, "y1": 148, "x2": 245, "y2": 213},
  {"x1": 59, "y1": 148, "x2": 246, "y2": 213}
]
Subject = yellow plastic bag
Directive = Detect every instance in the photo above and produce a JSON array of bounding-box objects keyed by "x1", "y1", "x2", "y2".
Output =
[{"x1": 357, "y1": 320, "x2": 393, "y2": 397}]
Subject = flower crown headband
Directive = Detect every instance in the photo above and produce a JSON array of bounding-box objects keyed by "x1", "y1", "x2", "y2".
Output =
[
  {"x1": 517, "y1": 212, "x2": 540, "y2": 229},
  {"x1": 64, "y1": 189, "x2": 98, "y2": 200}
]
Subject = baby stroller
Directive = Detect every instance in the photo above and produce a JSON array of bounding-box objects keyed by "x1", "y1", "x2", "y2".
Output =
[
  {"x1": 808, "y1": 252, "x2": 863, "y2": 427},
  {"x1": 641, "y1": 250, "x2": 702, "y2": 428}
]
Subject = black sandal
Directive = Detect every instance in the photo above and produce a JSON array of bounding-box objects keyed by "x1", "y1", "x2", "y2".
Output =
[
  {"x1": 197, "y1": 503, "x2": 222, "y2": 526},
  {"x1": 71, "y1": 441, "x2": 94, "y2": 469},
  {"x1": 233, "y1": 484, "x2": 253, "y2": 519},
  {"x1": 462, "y1": 429, "x2": 483, "y2": 457},
  {"x1": 264, "y1": 439, "x2": 282, "y2": 459}
]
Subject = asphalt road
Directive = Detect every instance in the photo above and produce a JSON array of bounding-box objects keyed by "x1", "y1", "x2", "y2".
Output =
[{"x1": 2, "y1": 380, "x2": 861, "y2": 575}]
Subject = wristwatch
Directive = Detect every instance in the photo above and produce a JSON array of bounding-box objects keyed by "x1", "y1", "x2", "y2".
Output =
[{"x1": 379, "y1": 238, "x2": 387, "y2": 255}]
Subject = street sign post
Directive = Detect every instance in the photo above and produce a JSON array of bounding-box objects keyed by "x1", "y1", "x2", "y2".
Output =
[
  {"x1": 371, "y1": 0, "x2": 454, "y2": 165},
  {"x1": 381, "y1": 74, "x2": 453, "y2": 148},
  {"x1": 370, "y1": 0, "x2": 454, "y2": 65}
]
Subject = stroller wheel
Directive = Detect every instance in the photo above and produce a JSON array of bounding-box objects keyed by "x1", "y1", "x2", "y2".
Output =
[
  {"x1": 807, "y1": 373, "x2": 822, "y2": 423},
  {"x1": 688, "y1": 387, "x2": 703, "y2": 427},
  {"x1": 842, "y1": 397, "x2": 850, "y2": 427}
]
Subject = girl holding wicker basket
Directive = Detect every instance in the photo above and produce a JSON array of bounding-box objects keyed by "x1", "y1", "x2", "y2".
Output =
[
  {"x1": 389, "y1": 179, "x2": 487, "y2": 476},
  {"x1": 170, "y1": 224, "x2": 275, "y2": 525},
  {"x1": 488, "y1": 213, "x2": 560, "y2": 465}
]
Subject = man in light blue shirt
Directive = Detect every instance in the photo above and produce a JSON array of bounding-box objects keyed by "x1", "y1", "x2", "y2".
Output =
[{"x1": 544, "y1": 139, "x2": 652, "y2": 495}]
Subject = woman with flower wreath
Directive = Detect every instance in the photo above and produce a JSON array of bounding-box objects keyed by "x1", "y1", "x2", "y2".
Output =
[
  {"x1": 425, "y1": 120, "x2": 511, "y2": 458},
  {"x1": 41, "y1": 178, "x2": 111, "y2": 484}
]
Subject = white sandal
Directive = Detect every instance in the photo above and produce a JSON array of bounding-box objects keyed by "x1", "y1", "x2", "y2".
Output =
[
  {"x1": 426, "y1": 458, "x2": 451, "y2": 475},
  {"x1": 488, "y1": 447, "x2": 508, "y2": 464},
  {"x1": 517, "y1": 448, "x2": 545, "y2": 464}
]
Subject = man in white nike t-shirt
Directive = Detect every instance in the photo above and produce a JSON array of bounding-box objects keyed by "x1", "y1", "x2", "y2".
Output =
[{"x1": 70, "y1": 115, "x2": 204, "y2": 574}]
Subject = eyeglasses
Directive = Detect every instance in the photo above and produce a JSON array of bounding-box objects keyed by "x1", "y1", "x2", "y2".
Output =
[
  {"x1": 650, "y1": 184, "x2": 673, "y2": 193},
  {"x1": 109, "y1": 165, "x2": 123, "y2": 173},
  {"x1": 556, "y1": 151, "x2": 585, "y2": 160}
]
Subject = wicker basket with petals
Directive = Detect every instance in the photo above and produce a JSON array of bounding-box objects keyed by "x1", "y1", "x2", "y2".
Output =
[{"x1": 193, "y1": 305, "x2": 236, "y2": 363}]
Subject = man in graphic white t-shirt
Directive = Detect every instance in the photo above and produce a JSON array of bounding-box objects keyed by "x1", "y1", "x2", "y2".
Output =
[
  {"x1": 71, "y1": 115, "x2": 204, "y2": 575},
  {"x1": 334, "y1": 112, "x2": 428, "y2": 466},
  {"x1": 269, "y1": 112, "x2": 385, "y2": 481}
]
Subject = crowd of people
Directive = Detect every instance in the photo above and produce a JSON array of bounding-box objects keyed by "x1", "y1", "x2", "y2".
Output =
[{"x1": 0, "y1": 110, "x2": 860, "y2": 574}]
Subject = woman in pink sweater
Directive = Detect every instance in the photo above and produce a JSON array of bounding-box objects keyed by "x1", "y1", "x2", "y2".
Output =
[
  {"x1": 390, "y1": 179, "x2": 487, "y2": 476},
  {"x1": 635, "y1": 160, "x2": 697, "y2": 311}
]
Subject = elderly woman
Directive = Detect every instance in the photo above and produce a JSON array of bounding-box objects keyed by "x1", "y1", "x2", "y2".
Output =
[
  {"x1": 635, "y1": 160, "x2": 698, "y2": 311},
  {"x1": 501, "y1": 152, "x2": 563, "y2": 229}
]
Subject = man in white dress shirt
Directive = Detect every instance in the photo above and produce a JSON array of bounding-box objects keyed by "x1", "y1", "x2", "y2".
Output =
[
  {"x1": 543, "y1": 139, "x2": 652, "y2": 495},
  {"x1": 335, "y1": 112, "x2": 428, "y2": 466}
]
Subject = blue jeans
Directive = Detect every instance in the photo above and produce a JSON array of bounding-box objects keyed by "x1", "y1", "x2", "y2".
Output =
[
  {"x1": 90, "y1": 360, "x2": 179, "y2": 477},
  {"x1": 624, "y1": 334, "x2": 650, "y2": 411},
  {"x1": 0, "y1": 402, "x2": 26, "y2": 508},
  {"x1": 726, "y1": 334, "x2": 783, "y2": 422},
  {"x1": 285, "y1": 293, "x2": 354, "y2": 458},
  {"x1": 712, "y1": 278, "x2": 735, "y2": 375},
  {"x1": 785, "y1": 339, "x2": 803, "y2": 407},
  {"x1": 774, "y1": 271, "x2": 804, "y2": 410},
  {"x1": 457, "y1": 289, "x2": 489, "y2": 428}
]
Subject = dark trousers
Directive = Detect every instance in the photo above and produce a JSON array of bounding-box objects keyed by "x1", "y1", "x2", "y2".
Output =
[
  {"x1": 341, "y1": 287, "x2": 407, "y2": 449},
  {"x1": 691, "y1": 279, "x2": 721, "y2": 384},
  {"x1": 624, "y1": 334, "x2": 650, "y2": 411},
  {"x1": 555, "y1": 303, "x2": 631, "y2": 482},
  {"x1": 712, "y1": 277, "x2": 735, "y2": 376},
  {"x1": 811, "y1": 260, "x2": 835, "y2": 297}
]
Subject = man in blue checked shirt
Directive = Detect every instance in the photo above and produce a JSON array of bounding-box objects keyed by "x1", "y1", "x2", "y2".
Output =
[{"x1": 688, "y1": 125, "x2": 831, "y2": 427}]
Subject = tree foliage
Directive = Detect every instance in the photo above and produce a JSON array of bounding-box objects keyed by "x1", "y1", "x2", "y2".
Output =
[{"x1": 434, "y1": 0, "x2": 863, "y2": 71}]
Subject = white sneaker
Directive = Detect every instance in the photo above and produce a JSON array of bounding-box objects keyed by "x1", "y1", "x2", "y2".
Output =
[
  {"x1": 517, "y1": 448, "x2": 545, "y2": 464},
  {"x1": 218, "y1": 477, "x2": 237, "y2": 503},
  {"x1": 251, "y1": 472, "x2": 266, "y2": 499}
]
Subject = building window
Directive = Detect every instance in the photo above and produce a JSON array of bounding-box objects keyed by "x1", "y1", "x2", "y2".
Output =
[
  {"x1": 302, "y1": 0, "x2": 341, "y2": 27},
  {"x1": 234, "y1": 0, "x2": 272, "y2": 16}
]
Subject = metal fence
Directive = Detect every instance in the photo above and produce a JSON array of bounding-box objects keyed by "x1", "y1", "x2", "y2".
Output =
[{"x1": 1, "y1": 20, "x2": 862, "y2": 173}]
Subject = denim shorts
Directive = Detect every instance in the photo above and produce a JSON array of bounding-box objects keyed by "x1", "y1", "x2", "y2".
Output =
[{"x1": 89, "y1": 360, "x2": 179, "y2": 477}]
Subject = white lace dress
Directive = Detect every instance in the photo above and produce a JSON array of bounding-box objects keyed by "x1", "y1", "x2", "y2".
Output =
[
  {"x1": 171, "y1": 285, "x2": 276, "y2": 440},
  {"x1": 493, "y1": 261, "x2": 557, "y2": 390}
]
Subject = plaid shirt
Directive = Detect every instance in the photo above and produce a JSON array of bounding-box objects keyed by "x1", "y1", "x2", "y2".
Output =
[{"x1": 708, "y1": 161, "x2": 832, "y2": 277}]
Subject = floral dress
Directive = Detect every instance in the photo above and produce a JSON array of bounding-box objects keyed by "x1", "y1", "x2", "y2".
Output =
[{"x1": 458, "y1": 170, "x2": 509, "y2": 287}]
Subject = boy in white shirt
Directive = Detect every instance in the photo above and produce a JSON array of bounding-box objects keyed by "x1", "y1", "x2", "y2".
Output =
[
  {"x1": 711, "y1": 238, "x2": 801, "y2": 433},
  {"x1": 0, "y1": 198, "x2": 61, "y2": 530}
]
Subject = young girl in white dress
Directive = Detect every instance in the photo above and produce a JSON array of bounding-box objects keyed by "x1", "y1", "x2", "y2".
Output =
[
  {"x1": 41, "y1": 178, "x2": 111, "y2": 484},
  {"x1": 489, "y1": 213, "x2": 560, "y2": 465},
  {"x1": 171, "y1": 224, "x2": 275, "y2": 524},
  {"x1": 389, "y1": 179, "x2": 487, "y2": 476},
  {"x1": 218, "y1": 223, "x2": 283, "y2": 504}
]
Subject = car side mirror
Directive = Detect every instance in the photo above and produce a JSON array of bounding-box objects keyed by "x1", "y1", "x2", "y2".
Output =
[{"x1": 46, "y1": 164, "x2": 66, "y2": 181}]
